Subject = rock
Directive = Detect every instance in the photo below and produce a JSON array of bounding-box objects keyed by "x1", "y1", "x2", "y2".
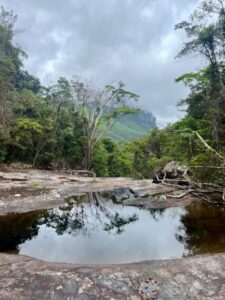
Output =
[
  {"x1": 4, "y1": 162, "x2": 32, "y2": 171},
  {"x1": 139, "y1": 277, "x2": 159, "y2": 299},
  {"x1": 153, "y1": 161, "x2": 188, "y2": 183},
  {"x1": 65, "y1": 170, "x2": 96, "y2": 177},
  {"x1": 101, "y1": 188, "x2": 137, "y2": 203},
  {"x1": 163, "y1": 161, "x2": 188, "y2": 179},
  {"x1": 0, "y1": 170, "x2": 196, "y2": 215},
  {"x1": 0, "y1": 253, "x2": 225, "y2": 299}
]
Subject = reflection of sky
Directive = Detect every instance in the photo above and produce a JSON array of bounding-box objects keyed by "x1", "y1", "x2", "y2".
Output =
[{"x1": 20, "y1": 203, "x2": 186, "y2": 264}]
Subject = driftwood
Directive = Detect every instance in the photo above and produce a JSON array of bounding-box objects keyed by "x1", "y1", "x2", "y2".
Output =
[
  {"x1": 153, "y1": 161, "x2": 225, "y2": 205},
  {"x1": 64, "y1": 170, "x2": 96, "y2": 177}
]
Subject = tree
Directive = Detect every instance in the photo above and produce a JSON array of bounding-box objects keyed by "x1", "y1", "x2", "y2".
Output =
[
  {"x1": 40, "y1": 78, "x2": 84, "y2": 168},
  {"x1": 176, "y1": 0, "x2": 225, "y2": 149},
  {"x1": 0, "y1": 6, "x2": 25, "y2": 159},
  {"x1": 16, "y1": 70, "x2": 41, "y2": 93},
  {"x1": 70, "y1": 78, "x2": 139, "y2": 170}
]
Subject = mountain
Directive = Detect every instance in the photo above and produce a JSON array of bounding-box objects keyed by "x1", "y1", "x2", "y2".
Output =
[{"x1": 105, "y1": 110, "x2": 156, "y2": 141}]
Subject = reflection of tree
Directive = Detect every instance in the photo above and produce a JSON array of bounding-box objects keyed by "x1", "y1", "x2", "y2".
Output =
[
  {"x1": 148, "y1": 208, "x2": 165, "y2": 221},
  {"x1": 104, "y1": 212, "x2": 138, "y2": 234},
  {"x1": 176, "y1": 203, "x2": 225, "y2": 256},
  {"x1": 0, "y1": 210, "x2": 47, "y2": 251},
  {"x1": 44, "y1": 192, "x2": 139, "y2": 236},
  {"x1": 0, "y1": 192, "x2": 139, "y2": 252}
]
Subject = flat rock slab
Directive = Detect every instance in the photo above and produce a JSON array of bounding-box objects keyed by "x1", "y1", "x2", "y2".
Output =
[
  {"x1": 124, "y1": 194, "x2": 197, "y2": 210},
  {"x1": 0, "y1": 253, "x2": 225, "y2": 299},
  {"x1": 0, "y1": 170, "x2": 196, "y2": 215}
]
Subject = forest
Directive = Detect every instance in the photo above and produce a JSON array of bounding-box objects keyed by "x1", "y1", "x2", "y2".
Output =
[
  {"x1": 1, "y1": 2, "x2": 225, "y2": 298},
  {"x1": 1, "y1": 0, "x2": 225, "y2": 182}
]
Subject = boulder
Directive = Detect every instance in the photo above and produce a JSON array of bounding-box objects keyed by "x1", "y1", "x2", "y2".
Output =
[
  {"x1": 163, "y1": 161, "x2": 188, "y2": 179},
  {"x1": 153, "y1": 161, "x2": 188, "y2": 183}
]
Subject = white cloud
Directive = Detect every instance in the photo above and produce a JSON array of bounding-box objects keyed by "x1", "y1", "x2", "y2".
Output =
[{"x1": 2, "y1": 0, "x2": 202, "y2": 123}]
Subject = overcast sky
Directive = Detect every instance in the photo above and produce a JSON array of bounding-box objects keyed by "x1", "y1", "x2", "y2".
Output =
[{"x1": 2, "y1": 0, "x2": 203, "y2": 124}]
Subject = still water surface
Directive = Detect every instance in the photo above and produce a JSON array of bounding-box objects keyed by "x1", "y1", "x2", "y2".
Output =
[{"x1": 1, "y1": 192, "x2": 225, "y2": 264}]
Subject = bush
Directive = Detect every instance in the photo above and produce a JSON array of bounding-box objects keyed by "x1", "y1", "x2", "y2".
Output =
[
  {"x1": 0, "y1": 148, "x2": 6, "y2": 162},
  {"x1": 92, "y1": 142, "x2": 109, "y2": 177}
]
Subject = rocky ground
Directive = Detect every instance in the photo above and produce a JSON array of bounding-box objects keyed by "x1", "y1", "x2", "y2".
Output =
[
  {"x1": 0, "y1": 253, "x2": 225, "y2": 299},
  {"x1": 0, "y1": 169, "x2": 197, "y2": 215},
  {"x1": 0, "y1": 168, "x2": 222, "y2": 299}
]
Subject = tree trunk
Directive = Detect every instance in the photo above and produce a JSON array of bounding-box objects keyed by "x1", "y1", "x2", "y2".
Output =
[
  {"x1": 83, "y1": 140, "x2": 92, "y2": 170},
  {"x1": 32, "y1": 143, "x2": 45, "y2": 167}
]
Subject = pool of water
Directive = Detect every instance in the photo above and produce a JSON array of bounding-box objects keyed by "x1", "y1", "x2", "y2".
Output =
[{"x1": 1, "y1": 192, "x2": 225, "y2": 264}]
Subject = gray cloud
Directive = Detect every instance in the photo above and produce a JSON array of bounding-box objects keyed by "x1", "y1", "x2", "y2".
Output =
[{"x1": 2, "y1": 0, "x2": 202, "y2": 124}]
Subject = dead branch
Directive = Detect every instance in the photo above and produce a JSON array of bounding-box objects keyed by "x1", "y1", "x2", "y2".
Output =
[
  {"x1": 167, "y1": 191, "x2": 191, "y2": 198},
  {"x1": 193, "y1": 131, "x2": 224, "y2": 160},
  {"x1": 153, "y1": 161, "x2": 225, "y2": 205}
]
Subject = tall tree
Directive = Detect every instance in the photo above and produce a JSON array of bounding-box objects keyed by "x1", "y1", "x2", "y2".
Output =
[
  {"x1": 176, "y1": 0, "x2": 225, "y2": 149},
  {"x1": 70, "y1": 79, "x2": 139, "y2": 170},
  {"x1": 0, "y1": 6, "x2": 25, "y2": 157}
]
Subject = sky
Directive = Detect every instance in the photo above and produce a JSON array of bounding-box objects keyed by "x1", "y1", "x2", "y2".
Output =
[{"x1": 2, "y1": 0, "x2": 203, "y2": 125}]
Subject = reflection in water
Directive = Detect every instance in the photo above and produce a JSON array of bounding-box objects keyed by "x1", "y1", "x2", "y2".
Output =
[
  {"x1": 44, "y1": 193, "x2": 138, "y2": 236},
  {"x1": 177, "y1": 202, "x2": 225, "y2": 256},
  {"x1": 0, "y1": 210, "x2": 46, "y2": 252},
  {"x1": 0, "y1": 193, "x2": 225, "y2": 264}
]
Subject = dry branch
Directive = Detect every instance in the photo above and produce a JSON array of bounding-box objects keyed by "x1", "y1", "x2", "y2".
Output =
[{"x1": 154, "y1": 161, "x2": 225, "y2": 205}]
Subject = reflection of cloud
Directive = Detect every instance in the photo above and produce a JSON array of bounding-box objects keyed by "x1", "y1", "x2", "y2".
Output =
[{"x1": 2, "y1": 0, "x2": 201, "y2": 122}]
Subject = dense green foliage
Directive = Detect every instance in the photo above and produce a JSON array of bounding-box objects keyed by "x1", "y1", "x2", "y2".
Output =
[
  {"x1": 94, "y1": 0, "x2": 225, "y2": 179},
  {"x1": 1, "y1": 1, "x2": 225, "y2": 181},
  {"x1": 0, "y1": 7, "x2": 139, "y2": 172},
  {"x1": 123, "y1": 0, "x2": 225, "y2": 180}
]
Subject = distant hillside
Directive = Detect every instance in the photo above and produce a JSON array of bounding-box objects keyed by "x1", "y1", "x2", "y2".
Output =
[{"x1": 106, "y1": 111, "x2": 156, "y2": 141}]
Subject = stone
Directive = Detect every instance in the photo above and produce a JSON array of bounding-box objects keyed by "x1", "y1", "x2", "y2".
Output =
[
  {"x1": 163, "y1": 161, "x2": 188, "y2": 179},
  {"x1": 0, "y1": 253, "x2": 224, "y2": 299}
]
